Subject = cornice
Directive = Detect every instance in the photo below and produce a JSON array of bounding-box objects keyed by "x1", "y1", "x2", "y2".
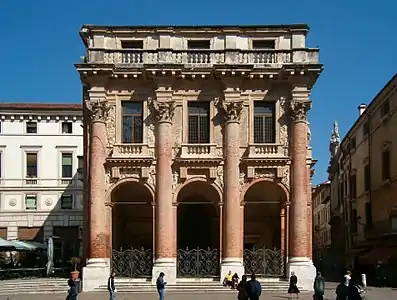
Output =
[{"x1": 0, "y1": 114, "x2": 83, "y2": 122}]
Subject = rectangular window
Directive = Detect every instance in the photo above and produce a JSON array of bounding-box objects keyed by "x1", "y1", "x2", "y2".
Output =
[
  {"x1": 252, "y1": 39, "x2": 275, "y2": 49},
  {"x1": 61, "y1": 122, "x2": 73, "y2": 134},
  {"x1": 25, "y1": 195, "x2": 37, "y2": 210},
  {"x1": 121, "y1": 40, "x2": 143, "y2": 49},
  {"x1": 350, "y1": 137, "x2": 356, "y2": 151},
  {"x1": 26, "y1": 122, "x2": 37, "y2": 134},
  {"x1": 188, "y1": 102, "x2": 210, "y2": 143},
  {"x1": 351, "y1": 209, "x2": 358, "y2": 234},
  {"x1": 350, "y1": 174, "x2": 357, "y2": 198},
  {"x1": 61, "y1": 195, "x2": 73, "y2": 210},
  {"x1": 61, "y1": 153, "x2": 73, "y2": 178},
  {"x1": 253, "y1": 102, "x2": 276, "y2": 143},
  {"x1": 363, "y1": 120, "x2": 369, "y2": 136},
  {"x1": 122, "y1": 102, "x2": 143, "y2": 143},
  {"x1": 26, "y1": 153, "x2": 38, "y2": 178},
  {"x1": 381, "y1": 100, "x2": 390, "y2": 117},
  {"x1": 382, "y1": 149, "x2": 390, "y2": 180},
  {"x1": 365, "y1": 202, "x2": 373, "y2": 228},
  {"x1": 187, "y1": 40, "x2": 210, "y2": 49},
  {"x1": 364, "y1": 164, "x2": 370, "y2": 191}
]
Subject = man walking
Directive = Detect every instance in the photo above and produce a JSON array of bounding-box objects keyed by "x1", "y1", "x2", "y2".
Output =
[
  {"x1": 246, "y1": 273, "x2": 262, "y2": 300},
  {"x1": 156, "y1": 272, "x2": 167, "y2": 300},
  {"x1": 107, "y1": 271, "x2": 116, "y2": 300}
]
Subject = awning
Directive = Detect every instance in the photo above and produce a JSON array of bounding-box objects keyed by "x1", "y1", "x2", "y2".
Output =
[
  {"x1": 8, "y1": 240, "x2": 47, "y2": 251},
  {"x1": 0, "y1": 238, "x2": 16, "y2": 251},
  {"x1": 358, "y1": 246, "x2": 397, "y2": 265}
]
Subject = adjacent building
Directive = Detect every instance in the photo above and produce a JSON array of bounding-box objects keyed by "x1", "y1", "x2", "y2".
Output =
[
  {"x1": 312, "y1": 181, "x2": 331, "y2": 276},
  {"x1": 0, "y1": 103, "x2": 84, "y2": 258},
  {"x1": 328, "y1": 74, "x2": 397, "y2": 284},
  {"x1": 76, "y1": 24, "x2": 322, "y2": 290}
]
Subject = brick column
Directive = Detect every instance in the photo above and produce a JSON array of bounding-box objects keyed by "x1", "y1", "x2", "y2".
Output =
[
  {"x1": 216, "y1": 97, "x2": 245, "y2": 279},
  {"x1": 149, "y1": 98, "x2": 177, "y2": 284},
  {"x1": 307, "y1": 167, "x2": 313, "y2": 260},
  {"x1": 85, "y1": 99, "x2": 110, "y2": 261},
  {"x1": 82, "y1": 103, "x2": 90, "y2": 264},
  {"x1": 105, "y1": 202, "x2": 113, "y2": 258},
  {"x1": 281, "y1": 207, "x2": 286, "y2": 257},
  {"x1": 287, "y1": 85, "x2": 316, "y2": 290}
]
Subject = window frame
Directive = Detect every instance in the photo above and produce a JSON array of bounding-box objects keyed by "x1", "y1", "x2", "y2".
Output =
[
  {"x1": 364, "y1": 164, "x2": 370, "y2": 192},
  {"x1": 25, "y1": 194, "x2": 38, "y2": 211},
  {"x1": 187, "y1": 101, "x2": 210, "y2": 144},
  {"x1": 25, "y1": 152, "x2": 38, "y2": 178},
  {"x1": 61, "y1": 152, "x2": 74, "y2": 179},
  {"x1": 25, "y1": 121, "x2": 38, "y2": 134},
  {"x1": 381, "y1": 148, "x2": 391, "y2": 181},
  {"x1": 60, "y1": 194, "x2": 74, "y2": 210},
  {"x1": 61, "y1": 122, "x2": 73, "y2": 134},
  {"x1": 253, "y1": 101, "x2": 276, "y2": 144},
  {"x1": 121, "y1": 101, "x2": 144, "y2": 144}
]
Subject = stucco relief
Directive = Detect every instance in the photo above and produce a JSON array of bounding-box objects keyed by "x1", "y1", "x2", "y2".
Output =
[
  {"x1": 239, "y1": 172, "x2": 248, "y2": 191},
  {"x1": 281, "y1": 167, "x2": 290, "y2": 189},
  {"x1": 147, "y1": 167, "x2": 156, "y2": 189},
  {"x1": 106, "y1": 105, "x2": 116, "y2": 146},
  {"x1": 215, "y1": 166, "x2": 224, "y2": 188},
  {"x1": 279, "y1": 97, "x2": 290, "y2": 156},
  {"x1": 172, "y1": 171, "x2": 180, "y2": 193},
  {"x1": 119, "y1": 168, "x2": 140, "y2": 179},
  {"x1": 254, "y1": 168, "x2": 276, "y2": 179},
  {"x1": 147, "y1": 123, "x2": 155, "y2": 145}
]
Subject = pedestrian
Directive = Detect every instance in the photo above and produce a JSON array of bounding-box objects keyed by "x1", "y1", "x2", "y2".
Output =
[
  {"x1": 287, "y1": 271, "x2": 300, "y2": 298},
  {"x1": 347, "y1": 277, "x2": 366, "y2": 300},
  {"x1": 156, "y1": 272, "x2": 167, "y2": 300},
  {"x1": 67, "y1": 276, "x2": 78, "y2": 300},
  {"x1": 313, "y1": 271, "x2": 325, "y2": 300},
  {"x1": 107, "y1": 270, "x2": 117, "y2": 300},
  {"x1": 237, "y1": 275, "x2": 249, "y2": 300},
  {"x1": 344, "y1": 270, "x2": 352, "y2": 287},
  {"x1": 335, "y1": 278, "x2": 348, "y2": 300},
  {"x1": 246, "y1": 273, "x2": 262, "y2": 300}
]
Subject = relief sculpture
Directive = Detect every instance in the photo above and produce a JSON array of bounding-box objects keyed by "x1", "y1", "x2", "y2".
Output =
[{"x1": 106, "y1": 105, "x2": 116, "y2": 147}]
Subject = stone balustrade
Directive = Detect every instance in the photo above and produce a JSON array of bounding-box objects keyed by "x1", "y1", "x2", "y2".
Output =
[
  {"x1": 88, "y1": 48, "x2": 319, "y2": 66},
  {"x1": 180, "y1": 144, "x2": 218, "y2": 159},
  {"x1": 112, "y1": 143, "x2": 152, "y2": 157},
  {"x1": 248, "y1": 144, "x2": 283, "y2": 157}
]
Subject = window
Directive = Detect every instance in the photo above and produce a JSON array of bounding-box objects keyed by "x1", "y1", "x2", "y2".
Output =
[
  {"x1": 61, "y1": 195, "x2": 73, "y2": 209},
  {"x1": 254, "y1": 102, "x2": 276, "y2": 143},
  {"x1": 365, "y1": 202, "x2": 373, "y2": 228},
  {"x1": 364, "y1": 164, "x2": 370, "y2": 191},
  {"x1": 187, "y1": 40, "x2": 210, "y2": 49},
  {"x1": 61, "y1": 122, "x2": 73, "y2": 134},
  {"x1": 61, "y1": 153, "x2": 73, "y2": 178},
  {"x1": 382, "y1": 149, "x2": 390, "y2": 180},
  {"x1": 252, "y1": 40, "x2": 275, "y2": 49},
  {"x1": 121, "y1": 40, "x2": 143, "y2": 49},
  {"x1": 188, "y1": 102, "x2": 210, "y2": 143},
  {"x1": 26, "y1": 122, "x2": 37, "y2": 134},
  {"x1": 350, "y1": 174, "x2": 357, "y2": 198},
  {"x1": 26, "y1": 153, "x2": 38, "y2": 178},
  {"x1": 381, "y1": 100, "x2": 390, "y2": 117},
  {"x1": 351, "y1": 209, "x2": 358, "y2": 234},
  {"x1": 363, "y1": 120, "x2": 369, "y2": 136},
  {"x1": 122, "y1": 102, "x2": 143, "y2": 143},
  {"x1": 350, "y1": 137, "x2": 356, "y2": 151},
  {"x1": 25, "y1": 195, "x2": 37, "y2": 210}
]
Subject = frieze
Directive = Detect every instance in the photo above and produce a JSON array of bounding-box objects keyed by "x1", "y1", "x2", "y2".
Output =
[
  {"x1": 106, "y1": 105, "x2": 116, "y2": 147},
  {"x1": 215, "y1": 98, "x2": 244, "y2": 122},
  {"x1": 255, "y1": 168, "x2": 276, "y2": 179},
  {"x1": 290, "y1": 101, "x2": 311, "y2": 123},
  {"x1": 85, "y1": 99, "x2": 111, "y2": 122},
  {"x1": 148, "y1": 98, "x2": 176, "y2": 123},
  {"x1": 119, "y1": 168, "x2": 141, "y2": 179}
]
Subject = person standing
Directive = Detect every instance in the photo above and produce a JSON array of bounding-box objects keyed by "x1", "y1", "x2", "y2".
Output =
[
  {"x1": 237, "y1": 275, "x2": 249, "y2": 300},
  {"x1": 335, "y1": 278, "x2": 348, "y2": 300},
  {"x1": 107, "y1": 271, "x2": 117, "y2": 300},
  {"x1": 67, "y1": 276, "x2": 78, "y2": 300},
  {"x1": 287, "y1": 272, "x2": 300, "y2": 298},
  {"x1": 313, "y1": 272, "x2": 325, "y2": 300},
  {"x1": 246, "y1": 273, "x2": 262, "y2": 300},
  {"x1": 156, "y1": 272, "x2": 167, "y2": 300},
  {"x1": 344, "y1": 270, "x2": 352, "y2": 287}
]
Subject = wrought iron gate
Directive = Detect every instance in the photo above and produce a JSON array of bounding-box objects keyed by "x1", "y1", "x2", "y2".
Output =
[
  {"x1": 177, "y1": 247, "x2": 219, "y2": 277},
  {"x1": 112, "y1": 248, "x2": 153, "y2": 277},
  {"x1": 243, "y1": 248, "x2": 285, "y2": 277}
]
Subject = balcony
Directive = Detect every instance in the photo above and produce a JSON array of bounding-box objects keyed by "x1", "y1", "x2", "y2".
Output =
[
  {"x1": 87, "y1": 48, "x2": 319, "y2": 67},
  {"x1": 180, "y1": 144, "x2": 219, "y2": 160},
  {"x1": 247, "y1": 144, "x2": 284, "y2": 158},
  {"x1": 364, "y1": 218, "x2": 397, "y2": 239},
  {"x1": 111, "y1": 144, "x2": 153, "y2": 159}
]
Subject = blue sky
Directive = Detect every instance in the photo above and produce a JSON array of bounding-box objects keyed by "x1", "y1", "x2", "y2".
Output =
[{"x1": 1, "y1": 0, "x2": 396, "y2": 184}]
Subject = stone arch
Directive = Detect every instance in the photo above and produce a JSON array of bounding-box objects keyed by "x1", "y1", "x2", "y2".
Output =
[
  {"x1": 106, "y1": 177, "x2": 155, "y2": 204},
  {"x1": 240, "y1": 178, "x2": 289, "y2": 204},
  {"x1": 173, "y1": 177, "x2": 223, "y2": 204}
]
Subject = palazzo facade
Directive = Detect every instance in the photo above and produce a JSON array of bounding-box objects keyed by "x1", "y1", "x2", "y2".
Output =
[{"x1": 76, "y1": 24, "x2": 322, "y2": 291}]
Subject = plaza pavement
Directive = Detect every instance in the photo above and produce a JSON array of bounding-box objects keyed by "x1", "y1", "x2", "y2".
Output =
[{"x1": 1, "y1": 285, "x2": 397, "y2": 300}]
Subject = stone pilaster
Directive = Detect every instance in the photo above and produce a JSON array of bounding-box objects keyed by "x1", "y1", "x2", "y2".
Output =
[
  {"x1": 216, "y1": 96, "x2": 245, "y2": 281},
  {"x1": 82, "y1": 95, "x2": 111, "y2": 291},
  {"x1": 149, "y1": 97, "x2": 177, "y2": 284},
  {"x1": 286, "y1": 85, "x2": 316, "y2": 290}
]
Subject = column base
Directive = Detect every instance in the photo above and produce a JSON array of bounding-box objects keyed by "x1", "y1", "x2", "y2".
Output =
[
  {"x1": 287, "y1": 257, "x2": 316, "y2": 291},
  {"x1": 152, "y1": 258, "x2": 177, "y2": 285},
  {"x1": 220, "y1": 258, "x2": 244, "y2": 284},
  {"x1": 82, "y1": 258, "x2": 110, "y2": 292}
]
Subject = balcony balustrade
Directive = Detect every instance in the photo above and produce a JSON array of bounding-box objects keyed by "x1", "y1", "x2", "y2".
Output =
[
  {"x1": 247, "y1": 144, "x2": 284, "y2": 158},
  {"x1": 111, "y1": 143, "x2": 153, "y2": 158},
  {"x1": 180, "y1": 144, "x2": 218, "y2": 159},
  {"x1": 87, "y1": 48, "x2": 319, "y2": 67}
]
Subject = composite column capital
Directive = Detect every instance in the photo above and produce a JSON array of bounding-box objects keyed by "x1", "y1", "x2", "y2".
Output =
[
  {"x1": 215, "y1": 97, "x2": 244, "y2": 123},
  {"x1": 148, "y1": 97, "x2": 176, "y2": 124},
  {"x1": 85, "y1": 99, "x2": 111, "y2": 123}
]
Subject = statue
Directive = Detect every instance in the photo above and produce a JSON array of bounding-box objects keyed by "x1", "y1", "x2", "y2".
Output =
[{"x1": 329, "y1": 121, "x2": 341, "y2": 158}]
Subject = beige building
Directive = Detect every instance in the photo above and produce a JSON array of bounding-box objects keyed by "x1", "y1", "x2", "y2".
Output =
[
  {"x1": 312, "y1": 181, "x2": 331, "y2": 275},
  {"x1": 75, "y1": 24, "x2": 322, "y2": 291},
  {"x1": 328, "y1": 74, "x2": 397, "y2": 282}
]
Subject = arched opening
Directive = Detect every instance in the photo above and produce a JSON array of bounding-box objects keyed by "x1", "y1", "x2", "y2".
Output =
[
  {"x1": 243, "y1": 180, "x2": 287, "y2": 277},
  {"x1": 176, "y1": 180, "x2": 220, "y2": 277},
  {"x1": 111, "y1": 180, "x2": 153, "y2": 278}
]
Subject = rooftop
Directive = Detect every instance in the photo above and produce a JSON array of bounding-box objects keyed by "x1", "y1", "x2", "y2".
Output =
[{"x1": 0, "y1": 102, "x2": 82, "y2": 111}]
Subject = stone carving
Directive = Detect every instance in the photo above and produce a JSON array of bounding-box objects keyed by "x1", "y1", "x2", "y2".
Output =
[
  {"x1": 329, "y1": 121, "x2": 341, "y2": 159},
  {"x1": 307, "y1": 121, "x2": 312, "y2": 145},
  {"x1": 85, "y1": 99, "x2": 111, "y2": 122},
  {"x1": 279, "y1": 97, "x2": 289, "y2": 156},
  {"x1": 281, "y1": 168, "x2": 290, "y2": 188},
  {"x1": 255, "y1": 168, "x2": 276, "y2": 179},
  {"x1": 148, "y1": 98, "x2": 175, "y2": 123},
  {"x1": 45, "y1": 198, "x2": 53, "y2": 206},
  {"x1": 172, "y1": 171, "x2": 179, "y2": 192},
  {"x1": 239, "y1": 172, "x2": 247, "y2": 191},
  {"x1": 106, "y1": 105, "x2": 116, "y2": 146},
  {"x1": 147, "y1": 123, "x2": 155, "y2": 145},
  {"x1": 119, "y1": 168, "x2": 140, "y2": 179},
  {"x1": 147, "y1": 167, "x2": 156, "y2": 189},
  {"x1": 9, "y1": 199, "x2": 17, "y2": 207},
  {"x1": 215, "y1": 98, "x2": 244, "y2": 122},
  {"x1": 290, "y1": 101, "x2": 311, "y2": 123},
  {"x1": 215, "y1": 166, "x2": 224, "y2": 188}
]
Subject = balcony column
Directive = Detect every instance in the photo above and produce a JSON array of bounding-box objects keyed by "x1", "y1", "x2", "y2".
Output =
[
  {"x1": 148, "y1": 97, "x2": 177, "y2": 284},
  {"x1": 82, "y1": 98, "x2": 111, "y2": 291},
  {"x1": 216, "y1": 96, "x2": 245, "y2": 280},
  {"x1": 287, "y1": 85, "x2": 316, "y2": 291}
]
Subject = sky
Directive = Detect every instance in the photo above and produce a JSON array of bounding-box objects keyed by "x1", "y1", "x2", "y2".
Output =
[{"x1": 1, "y1": 0, "x2": 396, "y2": 184}]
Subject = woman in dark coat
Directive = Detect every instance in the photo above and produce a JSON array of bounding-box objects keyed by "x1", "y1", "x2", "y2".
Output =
[
  {"x1": 288, "y1": 271, "x2": 300, "y2": 298},
  {"x1": 335, "y1": 277, "x2": 348, "y2": 300},
  {"x1": 347, "y1": 277, "x2": 365, "y2": 300},
  {"x1": 313, "y1": 272, "x2": 325, "y2": 300}
]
